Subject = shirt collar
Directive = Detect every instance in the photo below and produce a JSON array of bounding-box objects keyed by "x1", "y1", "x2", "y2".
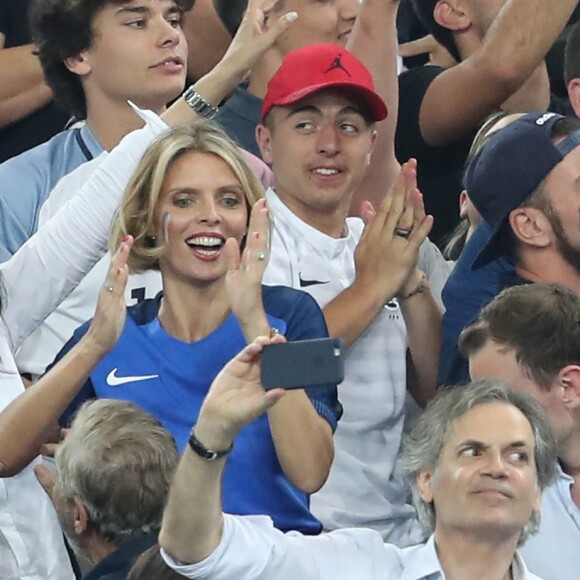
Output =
[{"x1": 400, "y1": 535, "x2": 534, "y2": 580}]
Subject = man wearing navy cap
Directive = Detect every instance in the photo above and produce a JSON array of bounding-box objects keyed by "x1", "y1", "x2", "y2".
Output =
[{"x1": 442, "y1": 111, "x2": 580, "y2": 384}]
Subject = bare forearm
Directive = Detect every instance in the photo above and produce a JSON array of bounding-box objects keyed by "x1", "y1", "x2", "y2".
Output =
[
  {"x1": 324, "y1": 279, "x2": 395, "y2": 347},
  {"x1": 0, "y1": 84, "x2": 52, "y2": 128},
  {"x1": 348, "y1": 0, "x2": 400, "y2": 212},
  {"x1": 0, "y1": 337, "x2": 106, "y2": 477},
  {"x1": 267, "y1": 391, "x2": 333, "y2": 493},
  {"x1": 420, "y1": 0, "x2": 577, "y2": 146},
  {"x1": 400, "y1": 290, "x2": 441, "y2": 406},
  {"x1": 159, "y1": 421, "x2": 229, "y2": 564},
  {"x1": 0, "y1": 44, "x2": 53, "y2": 128},
  {"x1": 481, "y1": 0, "x2": 577, "y2": 82}
]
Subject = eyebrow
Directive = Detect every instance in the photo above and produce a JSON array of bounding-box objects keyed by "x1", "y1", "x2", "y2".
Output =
[
  {"x1": 457, "y1": 439, "x2": 531, "y2": 451},
  {"x1": 116, "y1": 2, "x2": 181, "y2": 17},
  {"x1": 167, "y1": 184, "x2": 245, "y2": 195}
]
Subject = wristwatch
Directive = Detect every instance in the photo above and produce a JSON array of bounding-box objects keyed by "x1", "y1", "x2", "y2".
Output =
[
  {"x1": 182, "y1": 86, "x2": 219, "y2": 120},
  {"x1": 188, "y1": 427, "x2": 233, "y2": 461}
]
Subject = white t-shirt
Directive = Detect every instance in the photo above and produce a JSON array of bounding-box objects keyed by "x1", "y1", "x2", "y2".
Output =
[{"x1": 263, "y1": 188, "x2": 422, "y2": 546}]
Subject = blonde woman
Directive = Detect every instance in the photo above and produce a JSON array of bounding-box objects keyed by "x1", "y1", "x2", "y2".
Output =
[{"x1": 54, "y1": 123, "x2": 339, "y2": 536}]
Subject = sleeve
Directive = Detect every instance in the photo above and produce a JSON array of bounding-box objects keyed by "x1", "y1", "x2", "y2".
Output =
[
  {"x1": 161, "y1": 514, "x2": 389, "y2": 580},
  {"x1": 0, "y1": 107, "x2": 168, "y2": 353},
  {"x1": 282, "y1": 291, "x2": 343, "y2": 431},
  {"x1": 0, "y1": 157, "x2": 49, "y2": 261},
  {"x1": 43, "y1": 321, "x2": 97, "y2": 427},
  {"x1": 395, "y1": 66, "x2": 444, "y2": 162}
]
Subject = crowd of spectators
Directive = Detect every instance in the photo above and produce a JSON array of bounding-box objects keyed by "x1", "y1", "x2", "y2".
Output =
[{"x1": 1, "y1": 0, "x2": 580, "y2": 578}]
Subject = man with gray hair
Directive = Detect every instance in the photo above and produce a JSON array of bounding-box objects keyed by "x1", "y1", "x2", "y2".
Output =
[
  {"x1": 35, "y1": 399, "x2": 179, "y2": 580},
  {"x1": 157, "y1": 337, "x2": 556, "y2": 579},
  {"x1": 461, "y1": 283, "x2": 580, "y2": 579}
]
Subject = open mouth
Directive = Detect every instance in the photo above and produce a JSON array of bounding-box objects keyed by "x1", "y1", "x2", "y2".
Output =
[{"x1": 185, "y1": 235, "x2": 225, "y2": 259}]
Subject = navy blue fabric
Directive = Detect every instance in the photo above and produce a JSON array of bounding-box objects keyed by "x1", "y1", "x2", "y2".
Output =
[{"x1": 54, "y1": 285, "x2": 341, "y2": 535}]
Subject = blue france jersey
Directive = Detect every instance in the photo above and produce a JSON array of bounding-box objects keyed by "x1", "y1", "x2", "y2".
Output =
[{"x1": 54, "y1": 285, "x2": 341, "y2": 535}]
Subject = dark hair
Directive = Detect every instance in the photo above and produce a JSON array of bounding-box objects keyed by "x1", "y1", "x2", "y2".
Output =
[
  {"x1": 126, "y1": 545, "x2": 183, "y2": 580},
  {"x1": 460, "y1": 283, "x2": 580, "y2": 389},
  {"x1": 565, "y1": 20, "x2": 580, "y2": 86},
  {"x1": 213, "y1": 0, "x2": 247, "y2": 36},
  {"x1": 30, "y1": 0, "x2": 195, "y2": 119},
  {"x1": 409, "y1": 0, "x2": 461, "y2": 62}
]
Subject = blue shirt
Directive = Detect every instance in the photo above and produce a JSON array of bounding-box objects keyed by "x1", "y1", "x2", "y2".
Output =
[
  {"x1": 215, "y1": 85, "x2": 263, "y2": 159},
  {"x1": 439, "y1": 221, "x2": 515, "y2": 386},
  {"x1": 519, "y1": 465, "x2": 580, "y2": 580},
  {"x1": 0, "y1": 124, "x2": 102, "y2": 261},
  {"x1": 54, "y1": 286, "x2": 341, "y2": 535}
]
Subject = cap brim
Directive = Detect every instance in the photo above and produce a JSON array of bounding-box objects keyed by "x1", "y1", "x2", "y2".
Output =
[
  {"x1": 264, "y1": 81, "x2": 388, "y2": 122},
  {"x1": 471, "y1": 218, "x2": 509, "y2": 269}
]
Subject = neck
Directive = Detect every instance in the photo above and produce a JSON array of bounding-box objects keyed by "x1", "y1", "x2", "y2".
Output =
[
  {"x1": 434, "y1": 528, "x2": 518, "y2": 580},
  {"x1": 247, "y1": 49, "x2": 284, "y2": 99},
  {"x1": 85, "y1": 93, "x2": 167, "y2": 152},
  {"x1": 83, "y1": 534, "x2": 117, "y2": 568},
  {"x1": 274, "y1": 184, "x2": 348, "y2": 239},
  {"x1": 558, "y1": 423, "x2": 580, "y2": 508},
  {"x1": 158, "y1": 275, "x2": 230, "y2": 343},
  {"x1": 515, "y1": 252, "x2": 580, "y2": 296}
]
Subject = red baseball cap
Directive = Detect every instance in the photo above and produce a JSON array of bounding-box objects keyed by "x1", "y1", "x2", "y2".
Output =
[{"x1": 261, "y1": 43, "x2": 388, "y2": 123}]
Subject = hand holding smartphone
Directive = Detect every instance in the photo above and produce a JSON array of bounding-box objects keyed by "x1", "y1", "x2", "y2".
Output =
[{"x1": 260, "y1": 337, "x2": 344, "y2": 390}]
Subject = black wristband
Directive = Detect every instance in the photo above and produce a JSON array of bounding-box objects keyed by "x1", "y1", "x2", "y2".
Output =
[{"x1": 188, "y1": 428, "x2": 233, "y2": 461}]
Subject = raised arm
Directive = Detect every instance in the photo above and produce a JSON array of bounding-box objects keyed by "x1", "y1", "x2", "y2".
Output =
[
  {"x1": 0, "y1": 2, "x2": 296, "y2": 350},
  {"x1": 0, "y1": 240, "x2": 131, "y2": 477},
  {"x1": 226, "y1": 200, "x2": 334, "y2": 493},
  {"x1": 0, "y1": 43, "x2": 53, "y2": 129},
  {"x1": 419, "y1": 0, "x2": 578, "y2": 146},
  {"x1": 347, "y1": 0, "x2": 401, "y2": 212},
  {"x1": 159, "y1": 336, "x2": 286, "y2": 564}
]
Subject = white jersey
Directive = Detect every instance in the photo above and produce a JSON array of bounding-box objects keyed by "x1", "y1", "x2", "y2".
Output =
[
  {"x1": 263, "y1": 188, "x2": 422, "y2": 546},
  {"x1": 15, "y1": 154, "x2": 162, "y2": 377}
]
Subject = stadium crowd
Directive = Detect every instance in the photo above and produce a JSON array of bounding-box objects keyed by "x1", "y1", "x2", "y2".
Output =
[{"x1": 1, "y1": 0, "x2": 580, "y2": 578}]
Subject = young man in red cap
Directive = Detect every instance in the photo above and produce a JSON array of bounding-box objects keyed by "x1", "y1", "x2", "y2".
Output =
[{"x1": 259, "y1": 42, "x2": 441, "y2": 546}]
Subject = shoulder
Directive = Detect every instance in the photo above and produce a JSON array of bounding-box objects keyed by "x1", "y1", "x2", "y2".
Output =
[
  {"x1": 126, "y1": 296, "x2": 162, "y2": 325},
  {"x1": 398, "y1": 65, "x2": 445, "y2": 94},
  {"x1": 263, "y1": 285, "x2": 322, "y2": 317}
]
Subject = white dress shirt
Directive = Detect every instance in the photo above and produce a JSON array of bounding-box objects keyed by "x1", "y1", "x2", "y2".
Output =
[{"x1": 161, "y1": 513, "x2": 541, "y2": 580}]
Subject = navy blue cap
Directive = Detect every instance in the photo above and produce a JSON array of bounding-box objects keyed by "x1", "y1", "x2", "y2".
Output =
[{"x1": 465, "y1": 112, "x2": 580, "y2": 268}]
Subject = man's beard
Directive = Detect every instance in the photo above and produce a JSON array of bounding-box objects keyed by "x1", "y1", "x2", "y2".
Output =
[{"x1": 545, "y1": 205, "x2": 580, "y2": 275}]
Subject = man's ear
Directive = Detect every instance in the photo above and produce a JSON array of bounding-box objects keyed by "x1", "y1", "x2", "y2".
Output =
[
  {"x1": 417, "y1": 469, "x2": 434, "y2": 504},
  {"x1": 434, "y1": 0, "x2": 471, "y2": 32},
  {"x1": 64, "y1": 52, "x2": 92, "y2": 77},
  {"x1": 568, "y1": 79, "x2": 580, "y2": 118},
  {"x1": 256, "y1": 123, "x2": 274, "y2": 164},
  {"x1": 557, "y1": 365, "x2": 580, "y2": 409},
  {"x1": 72, "y1": 499, "x2": 90, "y2": 536},
  {"x1": 508, "y1": 207, "x2": 552, "y2": 249}
]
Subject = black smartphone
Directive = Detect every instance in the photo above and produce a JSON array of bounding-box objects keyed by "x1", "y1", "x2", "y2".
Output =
[{"x1": 260, "y1": 337, "x2": 344, "y2": 390}]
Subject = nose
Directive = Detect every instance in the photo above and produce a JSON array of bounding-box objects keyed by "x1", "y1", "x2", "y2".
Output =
[
  {"x1": 198, "y1": 198, "x2": 221, "y2": 225},
  {"x1": 480, "y1": 451, "x2": 509, "y2": 479},
  {"x1": 339, "y1": 0, "x2": 360, "y2": 22},
  {"x1": 157, "y1": 17, "x2": 182, "y2": 48},
  {"x1": 316, "y1": 123, "x2": 341, "y2": 157}
]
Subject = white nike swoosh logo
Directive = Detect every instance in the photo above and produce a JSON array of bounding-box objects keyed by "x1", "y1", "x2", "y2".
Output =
[{"x1": 106, "y1": 368, "x2": 159, "y2": 386}]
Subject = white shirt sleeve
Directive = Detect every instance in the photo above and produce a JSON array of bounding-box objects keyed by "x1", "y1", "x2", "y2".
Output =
[
  {"x1": 161, "y1": 514, "x2": 396, "y2": 580},
  {"x1": 0, "y1": 107, "x2": 168, "y2": 352}
]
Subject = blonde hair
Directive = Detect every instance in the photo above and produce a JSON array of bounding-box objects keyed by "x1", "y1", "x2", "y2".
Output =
[{"x1": 110, "y1": 122, "x2": 265, "y2": 272}]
